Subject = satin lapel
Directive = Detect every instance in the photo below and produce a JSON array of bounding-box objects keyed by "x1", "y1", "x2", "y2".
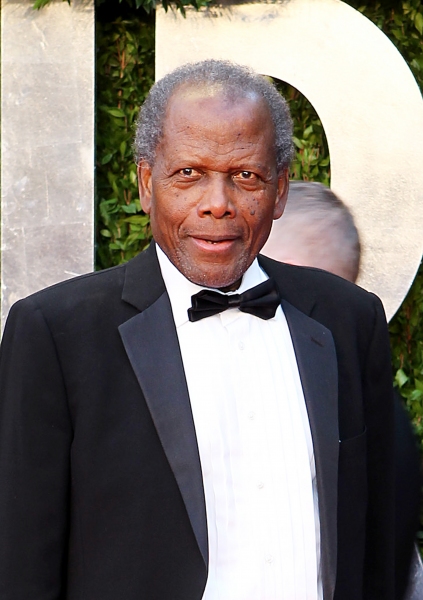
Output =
[
  {"x1": 282, "y1": 300, "x2": 339, "y2": 600},
  {"x1": 119, "y1": 246, "x2": 208, "y2": 567}
]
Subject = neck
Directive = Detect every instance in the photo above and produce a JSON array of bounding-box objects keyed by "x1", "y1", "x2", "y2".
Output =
[{"x1": 218, "y1": 278, "x2": 242, "y2": 293}]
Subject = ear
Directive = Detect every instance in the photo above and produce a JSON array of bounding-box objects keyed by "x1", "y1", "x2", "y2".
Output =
[
  {"x1": 137, "y1": 160, "x2": 153, "y2": 214},
  {"x1": 273, "y1": 168, "x2": 289, "y2": 220}
]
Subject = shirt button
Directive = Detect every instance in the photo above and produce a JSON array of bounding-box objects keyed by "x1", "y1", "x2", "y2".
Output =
[
  {"x1": 265, "y1": 555, "x2": 274, "y2": 564},
  {"x1": 257, "y1": 481, "x2": 264, "y2": 489},
  {"x1": 238, "y1": 341, "x2": 245, "y2": 350},
  {"x1": 248, "y1": 411, "x2": 255, "y2": 420}
]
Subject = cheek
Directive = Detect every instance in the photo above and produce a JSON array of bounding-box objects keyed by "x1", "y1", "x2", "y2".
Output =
[
  {"x1": 245, "y1": 195, "x2": 274, "y2": 222},
  {"x1": 247, "y1": 196, "x2": 260, "y2": 216},
  {"x1": 244, "y1": 198, "x2": 275, "y2": 246},
  {"x1": 150, "y1": 196, "x2": 190, "y2": 236}
]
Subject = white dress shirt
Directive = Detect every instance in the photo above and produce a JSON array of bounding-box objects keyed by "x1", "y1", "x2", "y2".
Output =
[{"x1": 157, "y1": 246, "x2": 322, "y2": 600}]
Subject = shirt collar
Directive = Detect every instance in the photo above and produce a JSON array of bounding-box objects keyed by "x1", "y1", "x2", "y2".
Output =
[{"x1": 156, "y1": 244, "x2": 268, "y2": 328}]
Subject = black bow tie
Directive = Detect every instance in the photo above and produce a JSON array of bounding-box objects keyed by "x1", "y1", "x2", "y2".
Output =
[{"x1": 188, "y1": 278, "x2": 281, "y2": 322}]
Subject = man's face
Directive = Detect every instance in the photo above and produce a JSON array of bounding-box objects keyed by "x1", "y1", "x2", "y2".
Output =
[{"x1": 138, "y1": 86, "x2": 289, "y2": 290}]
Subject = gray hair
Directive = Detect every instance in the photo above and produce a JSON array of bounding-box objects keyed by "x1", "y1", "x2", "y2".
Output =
[
  {"x1": 264, "y1": 181, "x2": 361, "y2": 282},
  {"x1": 286, "y1": 181, "x2": 361, "y2": 281},
  {"x1": 134, "y1": 59, "x2": 294, "y2": 172}
]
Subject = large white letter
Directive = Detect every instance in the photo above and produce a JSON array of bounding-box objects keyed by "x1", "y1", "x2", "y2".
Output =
[{"x1": 157, "y1": 0, "x2": 423, "y2": 320}]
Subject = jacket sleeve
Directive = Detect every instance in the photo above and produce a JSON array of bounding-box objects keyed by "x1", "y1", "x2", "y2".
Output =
[
  {"x1": 0, "y1": 298, "x2": 73, "y2": 599},
  {"x1": 362, "y1": 295, "x2": 395, "y2": 599}
]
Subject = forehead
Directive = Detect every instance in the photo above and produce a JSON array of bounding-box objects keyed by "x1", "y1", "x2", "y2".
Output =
[{"x1": 163, "y1": 84, "x2": 274, "y2": 138}]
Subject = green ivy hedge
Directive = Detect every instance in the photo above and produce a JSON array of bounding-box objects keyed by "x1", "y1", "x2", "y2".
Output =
[
  {"x1": 96, "y1": 0, "x2": 423, "y2": 453},
  {"x1": 96, "y1": 16, "x2": 154, "y2": 267}
]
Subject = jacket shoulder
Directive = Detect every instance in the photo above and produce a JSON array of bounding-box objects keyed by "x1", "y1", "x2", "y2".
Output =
[
  {"x1": 12, "y1": 262, "x2": 127, "y2": 317},
  {"x1": 258, "y1": 254, "x2": 383, "y2": 317},
  {"x1": 9, "y1": 243, "x2": 161, "y2": 318}
]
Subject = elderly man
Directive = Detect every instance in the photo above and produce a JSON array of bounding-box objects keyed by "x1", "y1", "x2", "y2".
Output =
[{"x1": 0, "y1": 61, "x2": 394, "y2": 600}]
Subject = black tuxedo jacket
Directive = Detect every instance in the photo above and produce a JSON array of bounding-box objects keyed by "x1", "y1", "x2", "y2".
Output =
[{"x1": 0, "y1": 243, "x2": 394, "y2": 600}]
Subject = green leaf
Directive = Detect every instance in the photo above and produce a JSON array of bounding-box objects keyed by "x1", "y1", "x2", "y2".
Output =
[
  {"x1": 33, "y1": 0, "x2": 51, "y2": 9},
  {"x1": 120, "y1": 141, "x2": 127, "y2": 158},
  {"x1": 409, "y1": 389, "x2": 423, "y2": 402},
  {"x1": 303, "y1": 125, "x2": 313, "y2": 139},
  {"x1": 101, "y1": 153, "x2": 114, "y2": 165},
  {"x1": 121, "y1": 203, "x2": 138, "y2": 214},
  {"x1": 106, "y1": 108, "x2": 126, "y2": 118},
  {"x1": 395, "y1": 369, "x2": 409, "y2": 388},
  {"x1": 414, "y1": 12, "x2": 423, "y2": 35},
  {"x1": 124, "y1": 215, "x2": 150, "y2": 225}
]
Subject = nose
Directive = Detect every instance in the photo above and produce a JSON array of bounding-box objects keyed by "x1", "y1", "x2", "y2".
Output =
[{"x1": 197, "y1": 175, "x2": 236, "y2": 219}]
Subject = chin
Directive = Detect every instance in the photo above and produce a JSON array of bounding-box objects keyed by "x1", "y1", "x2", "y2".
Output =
[
  {"x1": 186, "y1": 269, "x2": 244, "y2": 291},
  {"x1": 173, "y1": 253, "x2": 251, "y2": 290}
]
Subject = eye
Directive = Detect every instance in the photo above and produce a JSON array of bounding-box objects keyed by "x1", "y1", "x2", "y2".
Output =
[
  {"x1": 232, "y1": 170, "x2": 266, "y2": 190},
  {"x1": 173, "y1": 167, "x2": 201, "y2": 184},
  {"x1": 179, "y1": 168, "x2": 195, "y2": 177},
  {"x1": 234, "y1": 171, "x2": 259, "y2": 182}
]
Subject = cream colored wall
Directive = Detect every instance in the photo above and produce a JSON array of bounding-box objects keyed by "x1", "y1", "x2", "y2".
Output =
[{"x1": 1, "y1": 0, "x2": 94, "y2": 328}]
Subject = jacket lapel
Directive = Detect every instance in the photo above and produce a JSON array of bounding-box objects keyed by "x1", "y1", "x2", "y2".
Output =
[
  {"x1": 259, "y1": 254, "x2": 339, "y2": 599},
  {"x1": 282, "y1": 299, "x2": 339, "y2": 600},
  {"x1": 118, "y1": 245, "x2": 208, "y2": 567}
]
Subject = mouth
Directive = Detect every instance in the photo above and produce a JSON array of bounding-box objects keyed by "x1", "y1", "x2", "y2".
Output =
[
  {"x1": 192, "y1": 234, "x2": 239, "y2": 242},
  {"x1": 190, "y1": 235, "x2": 239, "y2": 252}
]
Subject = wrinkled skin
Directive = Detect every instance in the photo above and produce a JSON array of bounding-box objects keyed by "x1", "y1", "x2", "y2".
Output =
[{"x1": 138, "y1": 85, "x2": 289, "y2": 290}]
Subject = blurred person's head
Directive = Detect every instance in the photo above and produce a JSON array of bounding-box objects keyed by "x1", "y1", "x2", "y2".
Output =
[{"x1": 261, "y1": 181, "x2": 360, "y2": 283}]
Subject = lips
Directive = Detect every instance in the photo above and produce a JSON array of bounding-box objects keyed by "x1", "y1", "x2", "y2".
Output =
[{"x1": 190, "y1": 235, "x2": 239, "y2": 253}]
